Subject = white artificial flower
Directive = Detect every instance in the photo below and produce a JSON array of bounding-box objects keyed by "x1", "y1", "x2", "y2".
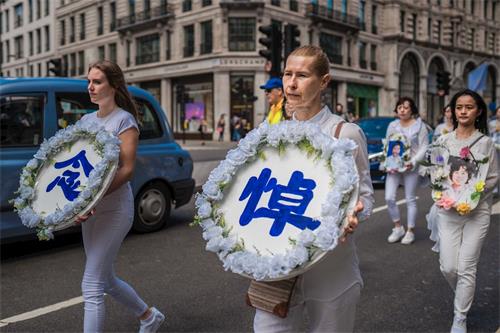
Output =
[
  {"x1": 226, "y1": 148, "x2": 248, "y2": 166},
  {"x1": 202, "y1": 181, "x2": 222, "y2": 201}
]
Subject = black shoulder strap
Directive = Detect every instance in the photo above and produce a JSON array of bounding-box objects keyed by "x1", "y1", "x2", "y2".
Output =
[{"x1": 469, "y1": 134, "x2": 485, "y2": 149}]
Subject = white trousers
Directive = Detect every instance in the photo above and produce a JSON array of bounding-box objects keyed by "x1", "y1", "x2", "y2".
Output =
[
  {"x1": 437, "y1": 204, "x2": 491, "y2": 318},
  {"x1": 253, "y1": 283, "x2": 361, "y2": 333},
  {"x1": 384, "y1": 170, "x2": 419, "y2": 228},
  {"x1": 81, "y1": 188, "x2": 148, "y2": 333}
]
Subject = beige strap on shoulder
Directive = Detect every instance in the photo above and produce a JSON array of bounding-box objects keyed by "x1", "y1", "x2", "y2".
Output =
[{"x1": 334, "y1": 121, "x2": 346, "y2": 139}]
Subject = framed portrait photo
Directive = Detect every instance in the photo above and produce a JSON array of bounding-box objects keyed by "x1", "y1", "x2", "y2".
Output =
[{"x1": 381, "y1": 133, "x2": 411, "y2": 173}]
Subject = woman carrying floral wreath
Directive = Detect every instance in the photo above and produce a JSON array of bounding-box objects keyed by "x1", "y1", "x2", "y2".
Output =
[
  {"x1": 429, "y1": 89, "x2": 498, "y2": 333},
  {"x1": 76, "y1": 60, "x2": 164, "y2": 333},
  {"x1": 385, "y1": 97, "x2": 430, "y2": 245},
  {"x1": 252, "y1": 45, "x2": 374, "y2": 333}
]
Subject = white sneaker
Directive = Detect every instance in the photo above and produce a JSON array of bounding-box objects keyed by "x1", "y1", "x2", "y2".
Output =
[
  {"x1": 450, "y1": 315, "x2": 467, "y2": 333},
  {"x1": 387, "y1": 226, "x2": 405, "y2": 243},
  {"x1": 401, "y1": 231, "x2": 415, "y2": 245},
  {"x1": 139, "y1": 307, "x2": 165, "y2": 333}
]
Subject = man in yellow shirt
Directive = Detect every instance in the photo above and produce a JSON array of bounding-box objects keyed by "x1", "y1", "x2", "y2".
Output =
[{"x1": 260, "y1": 77, "x2": 288, "y2": 124}]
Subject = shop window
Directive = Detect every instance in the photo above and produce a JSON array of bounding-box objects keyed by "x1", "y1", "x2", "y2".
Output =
[
  {"x1": 0, "y1": 95, "x2": 45, "y2": 147},
  {"x1": 230, "y1": 75, "x2": 254, "y2": 140},
  {"x1": 173, "y1": 79, "x2": 214, "y2": 137}
]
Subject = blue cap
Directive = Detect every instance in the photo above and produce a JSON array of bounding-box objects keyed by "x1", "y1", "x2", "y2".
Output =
[{"x1": 260, "y1": 77, "x2": 283, "y2": 90}]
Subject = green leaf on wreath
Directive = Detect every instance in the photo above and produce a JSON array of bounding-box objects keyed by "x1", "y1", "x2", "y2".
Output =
[{"x1": 470, "y1": 192, "x2": 480, "y2": 202}]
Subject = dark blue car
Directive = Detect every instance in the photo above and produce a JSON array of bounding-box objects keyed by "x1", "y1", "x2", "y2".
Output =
[{"x1": 356, "y1": 117, "x2": 394, "y2": 183}]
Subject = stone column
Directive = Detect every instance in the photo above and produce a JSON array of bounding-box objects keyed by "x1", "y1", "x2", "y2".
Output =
[
  {"x1": 161, "y1": 78, "x2": 172, "y2": 124},
  {"x1": 214, "y1": 71, "x2": 231, "y2": 141}
]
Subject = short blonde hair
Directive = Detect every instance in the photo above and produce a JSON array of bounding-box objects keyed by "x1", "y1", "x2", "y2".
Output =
[{"x1": 288, "y1": 45, "x2": 330, "y2": 77}]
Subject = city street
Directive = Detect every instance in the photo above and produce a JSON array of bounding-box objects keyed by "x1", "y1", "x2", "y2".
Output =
[{"x1": 1, "y1": 170, "x2": 498, "y2": 332}]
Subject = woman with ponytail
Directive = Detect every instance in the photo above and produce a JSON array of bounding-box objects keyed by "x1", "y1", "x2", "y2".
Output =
[{"x1": 76, "y1": 60, "x2": 165, "y2": 333}]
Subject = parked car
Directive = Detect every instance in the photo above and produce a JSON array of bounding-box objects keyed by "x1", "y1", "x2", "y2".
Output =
[
  {"x1": 356, "y1": 116, "x2": 394, "y2": 183},
  {"x1": 0, "y1": 77, "x2": 195, "y2": 243}
]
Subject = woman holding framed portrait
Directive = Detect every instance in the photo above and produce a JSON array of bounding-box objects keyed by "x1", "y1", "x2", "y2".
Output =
[
  {"x1": 429, "y1": 89, "x2": 498, "y2": 333},
  {"x1": 384, "y1": 97, "x2": 429, "y2": 245}
]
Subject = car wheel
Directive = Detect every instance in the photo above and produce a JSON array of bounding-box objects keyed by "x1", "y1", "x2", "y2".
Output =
[{"x1": 133, "y1": 182, "x2": 171, "y2": 233}]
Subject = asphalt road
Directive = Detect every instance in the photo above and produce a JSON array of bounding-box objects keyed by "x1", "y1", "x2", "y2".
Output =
[{"x1": 1, "y1": 185, "x2": 498, "y2": 332}]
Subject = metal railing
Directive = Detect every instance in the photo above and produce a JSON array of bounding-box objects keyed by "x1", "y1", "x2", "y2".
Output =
[
  {"x1": 136, "y1": 53, "x2": 160, "y2": 65},
  {"x1": 306, "y1": 3, "x2": 362, "y2": 29},
  {"x1": 117, "y1": 5, "x2": 172, "y2": 29}
]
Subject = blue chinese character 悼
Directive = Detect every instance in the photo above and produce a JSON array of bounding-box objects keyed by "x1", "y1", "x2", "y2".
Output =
[
  {"x1": 45, "y1": 150, "x2": 94, "y2": 201},
  {"x1": 238, "y1": 168, "x2": 321, "y2": 237}
]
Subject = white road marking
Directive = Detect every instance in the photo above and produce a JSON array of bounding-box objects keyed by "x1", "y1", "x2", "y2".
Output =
[
  {"x1": 0, "y1": 296, "x2": 83, "y2": 327},
  {"x1": 2, "y1": 198, "x2": 498, "y2": 327}
]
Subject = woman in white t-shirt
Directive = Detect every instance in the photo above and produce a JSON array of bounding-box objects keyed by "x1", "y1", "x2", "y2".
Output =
[{"x1": 77, "y1": 60, "x2": 164, "y2": 333}]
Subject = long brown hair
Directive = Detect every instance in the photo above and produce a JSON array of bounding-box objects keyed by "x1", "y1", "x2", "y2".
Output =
[{"x1": 88, "y1": 60, "x2": 138, "y2": 119}]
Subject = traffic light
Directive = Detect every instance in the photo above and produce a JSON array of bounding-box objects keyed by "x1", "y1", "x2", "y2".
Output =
[
  {"x1": 258, "y1": 24, "x2": 282, "y2": 77},
  {"x1": 48, "y1": 58, "x2": 63, "y2": 76},
  {"x1": 436, "y1": 70, "x2": 451, "y2": 95},
  {"x1": 284, "y1": 24, "x2": 300, "y2": 61}
]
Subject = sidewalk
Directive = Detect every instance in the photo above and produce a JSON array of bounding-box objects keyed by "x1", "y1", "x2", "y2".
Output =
[{"x1": 177, "y1": 139, "x2": 238, "y2": 151}]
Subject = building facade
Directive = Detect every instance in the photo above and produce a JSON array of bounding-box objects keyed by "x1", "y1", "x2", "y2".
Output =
[{"x1": 1, "y1": 0, "x2": 499, "y2": 141}]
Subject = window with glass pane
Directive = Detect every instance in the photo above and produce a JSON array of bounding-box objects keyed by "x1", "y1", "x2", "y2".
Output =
[
  {"x1": 36, "y1": 29, "x2": 41, "y2": 53},
  {"x1": 183, "y1": 25, "x2": 194, "y2": 57},
  {"x1": 0, "y1": 95, "x2": 45, "y2": 147},
  {"x1": 97, "y1": 7, "x2": 103, "y2": 35},
  {"x1": 359, "y1": 42, "x2": 367, "y2": 69},
  {"x1": 201, "y1": 20, "x2": 212, "y2": 54},
  {"x1": 271, "y1": 0, "x2": 280, "y2": 6},
  {"x1": 54, "y1": 92, "x2": 97, "y2": 129},
  {"x1": 14, "y1": 3, "x2": 23, "y2": 28},
  {"x1": 202, "y1": 0, "x2": 212, "y2": 6},
  {"x1": 183, "y1": 0, "x2": 192, "y2": 12},
  {"x1": 370, "y1": 45, "x2": 377, "y2": 70},
  {"x1": 15, "y1": 36, "x2": 24, "y2": 59},
  {"x1": 70, "y1": 16, "x2": 75, "y2": 43},
  {"x1": 110, "y1": 2, "x2": 116, "y2": 31},
  {"x1": 45, "y1": 26, "x2": 50, "y2": 51},
  {"x1": 109, "y1": 43, "x2": 117, "y2": 63},
  {"x1": 98, "y1": 45, "x2": 105, "y2": 60},
  {"x1": 45, "y1": 0, "x2": 49, "y2": 16},
  {"x1": 29, "y1": 32, "x2": 34, "y2": 56},
  {"x1": 320, "y1": 33, "x2": 342, "y2": 64},
  {"x1": 228, "y1": 18, "x2": 256, "y2": 51},
  {"x1": 136, "y1": 34, "x2": 160, "y2": 64},
  {"x1": 136, "y1": 98, "x2": 163, "y2": 140},
  {"x1": 80, "y1": 13, "x2": 86, "y2": 40},
  {"x1": 60, "y1": 20, "x2": 66, "y2": 45}
]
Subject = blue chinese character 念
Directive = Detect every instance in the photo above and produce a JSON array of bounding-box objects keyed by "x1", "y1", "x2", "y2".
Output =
[
  {"x1": 239, "y1": 168, "x2": 321, "y2": 237},
  {"x1": 46, "y1": 150, "x2": 94, "y2": 201}
]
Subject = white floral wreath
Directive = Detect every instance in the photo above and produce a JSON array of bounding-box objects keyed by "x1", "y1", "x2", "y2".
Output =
[
  {"x1": 380, "y1": 132, "x2": 411, "y2": 172},
  {"x1": 193, "y1": 121, "x2": 359, "y2": 281},
  {"x1": 12, "y1": 122, "x2": 120, "y2": 240}
]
